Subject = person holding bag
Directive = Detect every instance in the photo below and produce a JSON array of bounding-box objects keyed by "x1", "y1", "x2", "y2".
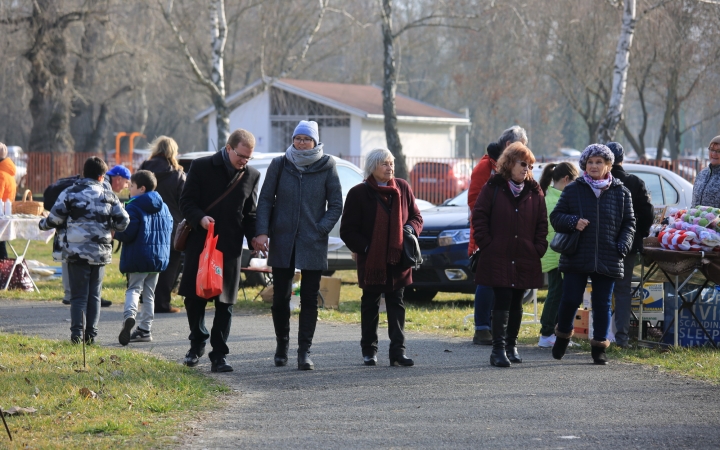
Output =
[
  {"x1": 472, "y1": 142, "x2": 548, "y2": 367},
  {"x1": 340, "y1": 148, "x2": 423, "y2": 367},
  {"x1": 550, "y1": 144, "x2": 635, "y2": 365},
  {"x1": 537, "y1": 162, "x2": 579, "y2": 348},
  {"x1": 253, "y1": 121, "x2": 343, "y2": 371},
  {"x1": 179, "y1": 129, "x2": 260, "y2": 373}
]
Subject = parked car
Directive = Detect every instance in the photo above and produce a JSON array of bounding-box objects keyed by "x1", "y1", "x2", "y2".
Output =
[
  {"x1": 406, "y1": 163, "x2": 693, "y2": 302},
  {"x1": 177, "y1": 151, "x2": 365, "y2": 281},
  {"x1": 409, "y1": 160, "x2": 472, "y2": 205}
]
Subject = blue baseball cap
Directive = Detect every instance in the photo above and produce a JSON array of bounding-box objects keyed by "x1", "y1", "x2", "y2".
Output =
[{"x1": 106, "y1": 165, "x2": 131, "y2": 179}]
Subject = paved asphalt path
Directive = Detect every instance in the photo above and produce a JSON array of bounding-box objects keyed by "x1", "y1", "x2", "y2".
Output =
[{"x1": 2, "y1": 299, "x2": 720, "y2": 449}]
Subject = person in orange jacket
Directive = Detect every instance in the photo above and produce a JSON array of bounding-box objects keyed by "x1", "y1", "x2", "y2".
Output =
[
  {"x1": 468, "y1": 126, "x2": 528, "y2": 345},
  {"x1": 0, "y1": 143, "x2": 17, "y2": 259}
]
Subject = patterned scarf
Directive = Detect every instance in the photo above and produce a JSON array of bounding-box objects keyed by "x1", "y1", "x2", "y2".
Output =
[
  {"x1": 364, "y1": 176, "x2": 403, "y2": 285},
  {"x1": 508, "y1": 179, "x2": 525, "y2": 197},
  {"x1": 583, "y1": 172, "x2": 613, "y2": 198}
]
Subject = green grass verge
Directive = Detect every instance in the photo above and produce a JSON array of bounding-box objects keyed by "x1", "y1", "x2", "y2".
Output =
[{"x1": 0, "y1": 332, "x2": 229, "y2": 449}]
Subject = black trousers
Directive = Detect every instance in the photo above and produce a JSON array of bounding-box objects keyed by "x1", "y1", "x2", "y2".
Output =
[
  {"x1": 271, "y1": 249, "x2": 322, "y2": 352},
  {"x1": 154, "y1": 249, "x2": 183, "y2": 312},
  {"x1": 184, "y1": 295, "x2": 233, "y2": 362},
  {"x1": 361, "y1": 287, "x2": 406, "y2": 357}
]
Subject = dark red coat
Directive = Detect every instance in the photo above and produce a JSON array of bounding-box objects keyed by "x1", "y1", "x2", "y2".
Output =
[
  {"x1": 340, "y1": 178, "x2": 423, "y2": 293},
  {"x1": 472, "y1": 174, "x2": 548, "y2": 289}
]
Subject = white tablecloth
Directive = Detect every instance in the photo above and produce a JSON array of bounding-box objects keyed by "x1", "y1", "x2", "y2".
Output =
[{"x1": 0, "y1": 217, "x2": 55, "y2": 243}]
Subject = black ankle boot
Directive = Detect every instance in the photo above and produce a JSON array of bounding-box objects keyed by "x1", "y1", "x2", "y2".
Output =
[
  {"x1": 590, "y1": 339, "x2": 609, "y2": 365},
  {"x1": 552, "y1": 326, "x2": 573, "y2": 360},
  {"x1": 298, "y1": 349, "x2": 314, "y2": 370},
  {"x1": 274, "y1": 336, "x2": 289, "y2": 367},
  {"x1": 490, "y1": 310, "x2": 511, "y2": 367},
  {"x1": 505, "y1": 308, "x2": 523, "y2": 363}
]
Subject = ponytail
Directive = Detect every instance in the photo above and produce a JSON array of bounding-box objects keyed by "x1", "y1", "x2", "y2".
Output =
[{"x1": 539, "y1": 163, "x2": 557, "y2": 194}]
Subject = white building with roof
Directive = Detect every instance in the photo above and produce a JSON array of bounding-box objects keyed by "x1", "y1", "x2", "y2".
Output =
[{"x1": 195, "y1": 78, "x2": 470, "y2": 161}]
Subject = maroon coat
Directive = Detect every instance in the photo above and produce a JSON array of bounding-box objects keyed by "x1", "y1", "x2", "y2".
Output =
[
  {"x1": 472, "y1": 174, "x2": 548, "y2": 289},
  {"x1": 340, "y1": 178, "x2": 423, "y2": 293}
]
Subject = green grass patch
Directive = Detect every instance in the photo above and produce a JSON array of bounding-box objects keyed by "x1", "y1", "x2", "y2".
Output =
[{"x1": 0, "y1": 332, "x2": 229, "y2": 449}]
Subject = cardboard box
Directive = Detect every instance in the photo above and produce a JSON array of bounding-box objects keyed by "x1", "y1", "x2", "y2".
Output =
[
  {"x1": 260, "y1": 285, "x2": 274, "y2": 303},
  {"x1": 574, "y1": 309, "x2": 591, "y2": 339},
  {"x1": 317, "y1": 276, "x2": 341, "y2": 309}
]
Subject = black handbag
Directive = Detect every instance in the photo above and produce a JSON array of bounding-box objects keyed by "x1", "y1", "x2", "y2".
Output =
[
  {"x1": 401, "y1": 227, "x2": 423, "y2": 270},
  {"x1": 549, "y1": 189, "x2": 583, "y2": 256}
]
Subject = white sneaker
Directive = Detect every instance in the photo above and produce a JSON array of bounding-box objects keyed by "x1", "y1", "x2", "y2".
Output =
[{"x1": 538, "y1": 335, "x2": 556, "y2": 348}]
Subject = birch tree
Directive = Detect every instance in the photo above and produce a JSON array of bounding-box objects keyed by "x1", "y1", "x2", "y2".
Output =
[
  {"x1": 161, "y1": 0, "x2": 230, "y2": 149},
  {"x1": 596, "y1": 0, "x2": 636, "y2": 143}
]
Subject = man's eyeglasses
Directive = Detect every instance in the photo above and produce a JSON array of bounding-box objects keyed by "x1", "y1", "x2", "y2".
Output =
[
  {"x1": 230, "y1": 147, "x2": 253, "y2": 161},
  {"x1": 293, "y1": 137, "x2": 314, "y2": 144},
  {"x1": 518, "y1": 161, "x2": 533, "y2": 170},
  {"x1": 709, "y1": 146, "x2": 720, "y2": 155}
]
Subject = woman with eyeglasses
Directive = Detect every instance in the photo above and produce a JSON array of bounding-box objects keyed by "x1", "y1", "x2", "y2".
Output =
[
  {"x1": 550, "y1": 144, "x2": 635, "y2": 365},
  {"x1": 472, "y1": 142, "x2": 548, "y2": 367},
  {"x1": 253, "y1": 120, "x2": 343, "y2": 370},
  {"x1": 691, "y1": 136, "x2": 720, "y2": 208}
]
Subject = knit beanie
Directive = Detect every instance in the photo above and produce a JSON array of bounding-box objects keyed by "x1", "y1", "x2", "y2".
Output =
[
  {"x1": 486, "y1": 142, "x2": 503, "y2": 161},
  {"x1": 292, "y1": 120, "x2": 320, "y2": 145},
  {"x1": 606, "y1": 142, "x2": 624, "y2": 164},
  {"x1": 711, "y1": 136, "x2": 720, "y2": 146},
  {"x1": 579, "y1": 144, "x2": 614, "y2": 171}
]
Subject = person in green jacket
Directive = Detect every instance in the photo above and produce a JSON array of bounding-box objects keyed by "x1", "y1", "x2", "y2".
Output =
[{"x1": 537, "y1": 162, "x2": 579, "y2": 348}]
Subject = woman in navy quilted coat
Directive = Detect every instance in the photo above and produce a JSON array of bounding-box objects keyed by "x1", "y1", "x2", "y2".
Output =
[{"x1": 550, "y1": 144, "x2": 635, "y2": 365}]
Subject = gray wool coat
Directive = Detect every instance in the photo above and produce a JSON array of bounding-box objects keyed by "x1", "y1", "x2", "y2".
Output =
[{"x1": 255, "y1": 154, "x2": 343, "y2": 270}]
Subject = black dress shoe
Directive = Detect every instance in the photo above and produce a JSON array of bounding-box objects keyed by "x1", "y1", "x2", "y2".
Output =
[
  {"x1": 298, "y1": 350, "x2": 314, "y2": 370},
  {"x1": 389, "y1": 355, "x2": 414, "y2": 366},
  {"x1": 363, "y1": 355, "x2": 377, "y2": 366},
  {"x1": 211, "y1": 357, "x2": 234, "y2": 373},
  {"x1": 101, "y1": 298, "x2": 112, "y2": 307},
  {"x1": 183, "y1": 348, "x2": 204, "y2": 367}
]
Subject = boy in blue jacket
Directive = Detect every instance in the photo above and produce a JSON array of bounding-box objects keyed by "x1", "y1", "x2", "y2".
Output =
[{"x1": 115, "y1": 170, "x2": 173, "y2": 345}]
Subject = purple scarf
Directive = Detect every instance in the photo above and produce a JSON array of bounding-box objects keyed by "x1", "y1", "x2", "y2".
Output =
[
  {"x1": 508, "y1": 179, "x2": 524, "y2": 197},
  {"x1": 583, "y1": 172, "x2": 613, "y2": 197}
]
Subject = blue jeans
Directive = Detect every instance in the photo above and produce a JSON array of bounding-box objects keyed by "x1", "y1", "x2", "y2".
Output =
[
  {"x1": 67, "y1": 263, "x2": 105, "y2": 340},
  {"x1": 474, "y1": 284, "x2": 494, "y2": 330},
  {"x1": 557, "y1": 272, "x2": 615, "y2": 342}
]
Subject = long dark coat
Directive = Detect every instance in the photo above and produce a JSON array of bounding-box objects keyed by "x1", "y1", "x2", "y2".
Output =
[
  {"x1": 139, "y1": 157, "x2": 186, "y2": 226},
  {"x1": 550, "y1": 176, "x2": 635, "y2": 279},
  {"x1": 472, "y1": 174, "x2": 548, "y2": 289},
  {"x1": 340, "y1": 178, "x2": 423, "y2": 293},
  {"x1": 611, "y1": 165, "x2": 654, "y2": 253},
  {"x1": 255, "y1": 154, "x2": 343, "y2": 270},
  {"x1": 178, "y1": 152, "x2": 259, "y2": 304}
]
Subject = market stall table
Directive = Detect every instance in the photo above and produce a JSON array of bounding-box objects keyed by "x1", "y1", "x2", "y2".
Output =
[
  {"x1": 0, "y1": 216, "x2": 55, "y2": 292},
  {"x1": 638, "y1": 244, "x2": 720, "y2": 348}
]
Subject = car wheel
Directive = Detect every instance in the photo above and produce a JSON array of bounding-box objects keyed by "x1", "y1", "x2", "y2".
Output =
[
  {"x1": 522, "y1": 289, "x2": 536, "y2": 305},
  {"x1": 404, "y1": 288, "x2": 438, "y2": 302}
]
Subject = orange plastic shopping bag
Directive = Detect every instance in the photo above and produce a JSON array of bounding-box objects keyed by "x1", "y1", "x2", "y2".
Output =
[{"x1": 196, "y1": 222, "x2": 224, "y2": 299}]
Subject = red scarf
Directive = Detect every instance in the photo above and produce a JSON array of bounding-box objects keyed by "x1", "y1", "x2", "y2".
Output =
[{"x1": 364, "y1": 176, "x2": 403, "y2": 285}]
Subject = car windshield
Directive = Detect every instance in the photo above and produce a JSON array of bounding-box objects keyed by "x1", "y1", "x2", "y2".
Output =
[{"x1": 444, "y1": 189, "x2": 468, "y2": 206}]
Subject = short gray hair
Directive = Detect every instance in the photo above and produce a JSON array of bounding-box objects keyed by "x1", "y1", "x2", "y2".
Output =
[
  {"x1": 497, "y1": 125, "x2": 528, "y2": 148},
  {"x1": 364, "y1": 148, "x2": 394, "y2": 178}
]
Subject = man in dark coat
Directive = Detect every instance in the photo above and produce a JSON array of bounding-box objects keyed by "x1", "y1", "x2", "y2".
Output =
[
  {"x1": 179, "y1": 129, "x2": 260, "y2": 373},
  {"x1": 608, "y1": 142, "x2": 655, "y2": 348}
]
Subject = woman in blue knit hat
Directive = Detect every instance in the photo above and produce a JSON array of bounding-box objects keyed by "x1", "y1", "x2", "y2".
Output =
[
  {"x1": 253, "y1": 120, "x2": 343, "y2": 370},
  {"x1": 549, "y1": 144, "x2": 635, "y2": 364}
]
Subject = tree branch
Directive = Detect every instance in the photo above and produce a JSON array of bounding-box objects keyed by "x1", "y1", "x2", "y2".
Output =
[
  {"x1": 279, "y1": 0, "x2": 329, "y2": 78},
  {"x1": 326, "y1": 7, "x2": 375, "y2": 28},
  {"x1": 393, "y1": 12, "x2": 481, "y2": 38},
  {"x1": 157, "y1": 0, "x2": 220, "y2": 97}
]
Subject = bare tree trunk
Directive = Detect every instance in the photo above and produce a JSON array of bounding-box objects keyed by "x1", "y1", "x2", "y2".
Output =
[
  {"x1": 25, "y1": 1, "x2": 82, "y2": 153},
  {"x1": 210, "y1": 0, "x2": 229, "y2": 147},
  {"x1": 379, "y1": 0, "x2": 408, "y2": 180},
  {"x1": 161, "y1": 0, "x2": 229, "y2": 150},
  {"x1": 597, "y1": 0, "x2": 636, "y2": 143},
  {"x1": 656, "y1": 68, "x2": 678, "y2": 161}
]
